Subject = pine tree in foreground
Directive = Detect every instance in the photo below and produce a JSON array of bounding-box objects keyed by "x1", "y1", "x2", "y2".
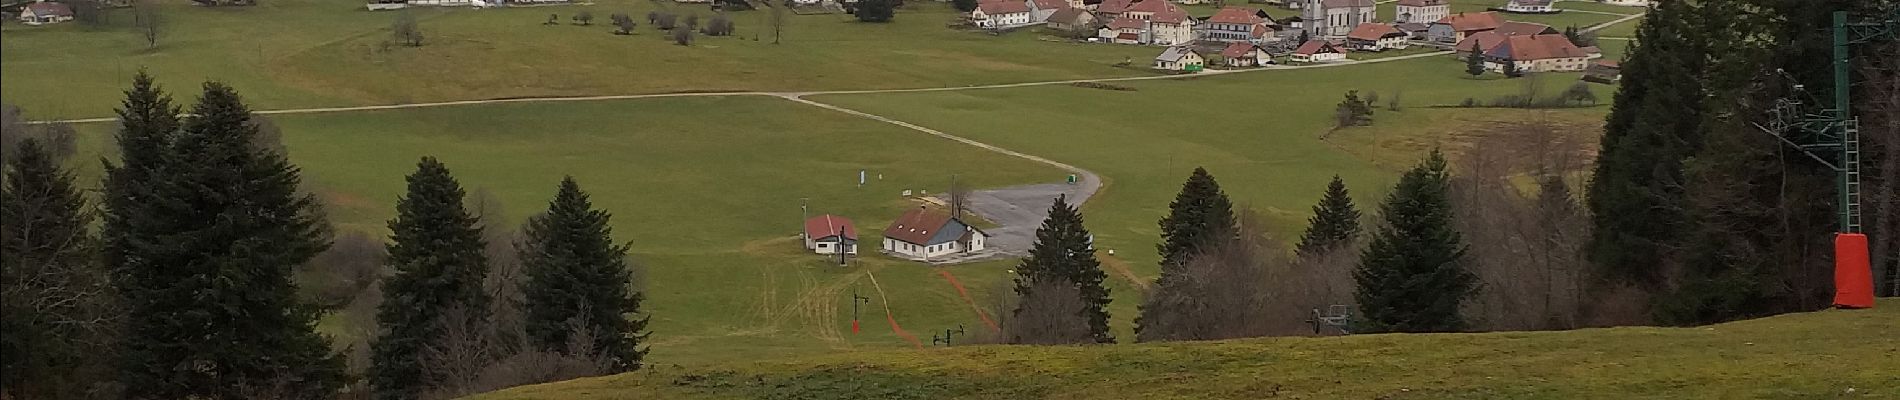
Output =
[
  {"x1": 518, "y1": 177, "x2": 649, "y2": 372},
  {"x1": 1354, "y1": 149, "x2": 1474, "y2": 333},
  {"x1": 1296, "y1": 175, "x2": 1361, "y2": 257},
  {"x1": 372, "y1": 157, "x2": 493, "y2": 400},
  {"x1": 1009, "y1": 195, "x2": 1114, "y2": 344},
  {"x1": 2, "y1": 139, "x2": 117, "y2": 400},
  {"x1": 1137, "y1": 167, "x2": 1236, "y2": 338},
  {"x1": 108, "y1": 81, "x2": 346, "y2": 399}
]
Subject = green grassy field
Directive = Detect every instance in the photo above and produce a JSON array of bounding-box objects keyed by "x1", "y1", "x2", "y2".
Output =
[
  {"x1": 1, "y1": 0, "x2": 1159, "y2": 119},
  {"x1": 814, "y1": 57, "x2": 1612, "y2": 338},
  {"x1": 471, "y1": 304, "x2": 1900, "y2": 399}
]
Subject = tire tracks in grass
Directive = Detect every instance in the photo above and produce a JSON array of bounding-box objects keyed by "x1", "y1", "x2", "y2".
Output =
[{"x1": 936, "y1": 269, "x2": 1000, "y2": 333}]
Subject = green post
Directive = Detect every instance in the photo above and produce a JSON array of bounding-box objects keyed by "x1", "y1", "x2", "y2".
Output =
[{"x1": 1834, "y1": 10, "x2": 1853, "y2": 232}]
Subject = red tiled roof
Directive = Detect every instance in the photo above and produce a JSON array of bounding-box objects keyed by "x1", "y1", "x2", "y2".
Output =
[
  {"x1": 1495, "y1": 21, "x2": 1556, "y2": 36},
  {"x1": 1125, "y1": 0, "x2": 1188, "y2": 23},
  {"x1": 1221, "y1": 42, "x2": 1264, "y2": 58},
  {"x1": 1097, "y1": 0, "x2": 1136, "y2": 14},
  {"x1": 1294, "y1": 40, "x2": 1342, "y2": 55},
  {"x1": 1455, "y1": 31, "x2": 1507, "y2": 52},
  {"x1": 1208, "y1": 7, "x2": 1265, "y2": 24},
  {"x1": 1345, "y1": 23, "x2": 1403, "y2": 41},
  {"x1": 1435, "y1": 12, "x2": 1503, "y2": 32},
  {"x1": 1117, "y1": 31, "x2": 1142, "y2": 40},
  {"x1": 1396, "y1": 0, "x2": 1444, "y2": 6},
  {"x1": 1107, "y1": 18, "x2": 1145, "y2": 30},
  {"x1": 1595, "y1": 59, "x2": 1620, "y2": 68},
  {"x1": 805, "y1": 215, "x2": 858, "y2": 241},
  {"x1": 883, "y1": 207, "x2": 953, "y2": 245},
  {"x1": 978, "y1": 0, "x2": 1032, "y2": 15},
  {"x1": 1251, "y1": 24, "x2": 1273, "y2": 38},
  {"x1": 1048, "y1": 7, "x2": 1092, "y2": 24},
  {"x1": 1486, "y1": 34, "x2": 1588, "y2": 61}
]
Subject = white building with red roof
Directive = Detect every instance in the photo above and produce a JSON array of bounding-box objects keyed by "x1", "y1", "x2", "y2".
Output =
[
  {"x1": 804, "y1": 215, "x2": 859, "y2": 255},
  {"x1": 1093, "y1": 0, "x2": 1195, "y2": 45},
  {"x1": 972, "y1": 0, "x2": 1035, "y2": 28},
  {"x1": 882, "y1": 207, "x2": 987, "y2": 261},
  {"x1": 1427, "y1": 11, "x2": 1504, "y2": 44},
  {"x1": 1290, "y1": 40, "x2": 1347, "y2": 63},
  {"x1": 19, "y1": 2, "x2": 74, "y2": 25},
  {"x1": 1218, "y1": 42, "x2": 1272, "y2": 67},
  {"x1": 1483, "y1": 34, "x2": 1590, "y2": 72},
  {"x1": 1201, "y1": 7, "x2": 1277, "y2": 43},
  {"x1": 1345, "y1": 23, "x2": 1408, "y2": 51},
  {"x1": 1394, "y1": 0, "x2": 1447, "y2": 24}
]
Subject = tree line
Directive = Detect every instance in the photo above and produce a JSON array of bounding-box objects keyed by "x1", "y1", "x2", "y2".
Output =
[{"x1": 0, "y1": 72, "x2": 650, "y2": 400}]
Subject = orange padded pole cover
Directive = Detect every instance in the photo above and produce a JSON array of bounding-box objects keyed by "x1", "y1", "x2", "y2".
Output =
[{"x1": 1834, "y1": 233, "x2": 1874, "y2": 309}]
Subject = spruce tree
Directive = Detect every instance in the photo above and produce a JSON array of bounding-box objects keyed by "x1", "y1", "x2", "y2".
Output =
[
  {"x1": 2, "y1": 139, "x2": 115, "y2": 400},
  {"x1": 1137, "y1": 167, "x2": 1235, "y2": 338},
  {"x1": 1585, "y1": 0, "x2": 1708, "y2": 284},
  {"x1": 371, "y1": 157, "x2": 493, "y2": 400},
  {"x1": 108, "y1": 81, "x2": 346, "y2": 399},
  {"x1": 1354, "y1": 149, "x2": 1474, "y2": 333},
  {"x1": 1503, "y1": 59, "x2": 1523, "y2": 78},
  {"x1": 518, "y1": 177, "x2": 649, "y2": 372},
  {"x1": 1466, "y1": 42, "x2": 1487, "y2": 77},
  {"x1": 1296, "y1": 175, "x2": 1361, "y2": 257},
  {"x1": 1010, "y1": 195, "x2": 1114, "y2": 344},
  {"x1": 854, "y1": 0, "x2": 894, "y2": 22}
]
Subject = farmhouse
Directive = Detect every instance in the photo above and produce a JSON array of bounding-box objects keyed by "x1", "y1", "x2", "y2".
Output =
[
  {"x1": 1095, "y1": 0, "x2": 1135, "y2": 17},
  {"x1": 1501, "y1": 0, "x2": 1557, "y2": 13},
  {"x1": 1153, "y1": 46, "x2": 1205, "y2": 70},
  {"x1": 803, "y1": 215, "x2": 859, "y2": 255},
  {"x1": 1484, "y1": 34, "x2": 1590, "y2": 72},
  {"x1": 1290, "y1": 40, "x2": 1346, "y2": 62},
  {"x1": 1427, "y1": 12, "x2": 1503, "y2": 45},
  {"x1": 1299, "y1": 0, "x2": 1376, "y2": 38},
  {"x1": 973, "y1": 0, "x2": 1035, "y2": 29},
  {"x1": 1028, "y1": 0, "x2": 1072, "y2": 23},
  {"x1": 1219, "y1": 42, "x2": 1273, "y2": 67},
  {"x1": 1344, "y1": 23, "x2": 1408, "y2": 51},
  {"x1": 1495, "y1": 21, "x2": 1558, "y2": 36},
  {"x1": 1393, "y1": 0, "x2": 1447, "y2": 24},
  {"x1": 1395, "y1": 22, "x2": 1430, "y2": 39},
  {"x1": 881, "y1": 207, "x2": 987, "y2": 261},
  {"x1": 1454, "y1": 23, "x2": 1555, "y2": 54},
  {"x1": 1201, "y1": 7, "x2": 1275, "y2": 43},
  {"x1": 1046, "y1": 7, "x2": 1098, "y2": 31},
  {"x1": 18, "y1": 2, "x2": 73, "y2": 25},
  {"x1": 1095, "y1": 0, "x2": 1196, "y2": 45}
]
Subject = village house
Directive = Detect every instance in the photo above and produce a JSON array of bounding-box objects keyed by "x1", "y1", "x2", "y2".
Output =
[
  {"x1": 803, "y1": 215, "x2": 859, "y2": 255},
  {"x1": 1201, "y1": 7, "x2": 1276, "y2": 43},
  {"x1": 972, "y1": 0, "x2": 1035, "y2": 29},
  {"x1": 1584, "y1": 59, "x2": 1622, "y2": 83},
  {"x1": 1501, "y1": 0, "x2": 1557, "y2": 13},
  {"x1": 882, "y1": 207, "x2": 987, "y2": 261},
  {"x1": 1094, "y1": 0, "x2": 1135, "y2": 17},
  {"x1": 1299, "y1": 0, "x2": 1376, "y2": 38},
  {"x1": 1046, "y1": 7, "x2": 1098, "y2": 31},
  {"x1": 1153, "y1": 46, "x2": 1205, "y2": 70},
  {"x1": 1484, "y1": 34, "x2": 1590, "y2": 72},
  {"x1": 1454, "y1": 22, "x2": 1555, "y2": 54},
  {"x1": 1095, "y1": 0, "x2": 1195, "y2": 45},
  {"x1": 1345, "y1": 23, "x2": 1408, "y2": 51},
  {"x1": 1290, "y1": 40, "x2": 1347, "y2": 62},
  {"x1": 1495, "y1": 21, "x2": 1558, "y2": 36},
  {"x1": 1219, "y1": 42, "x2": 1273, "y2": 67},
  {"x1": 1027, "y1": 0, "x2": 1072, "y2": 24},
  {"x1": 18, "y1": 2, "x2": 74, "y2": 25},
  {"x1": 1427, "y1": 12, "x2": 1503, "y2": 45},
  {"x1": 1393, "y1": 0, "x2": 1447, "y2": 24}
]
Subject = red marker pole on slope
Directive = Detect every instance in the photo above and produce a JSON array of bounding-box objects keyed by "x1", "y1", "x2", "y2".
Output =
[
  {"x1": 1834, "y1": 233, "x2": 1874, "y2": 309},
  {"x1": 851, "y1": 285, "x2": 872, "y2": 334}
]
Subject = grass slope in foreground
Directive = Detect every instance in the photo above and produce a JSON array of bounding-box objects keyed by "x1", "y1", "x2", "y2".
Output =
[{"x1": 475, "y1": 305, "x2": 1900, "y2": 399}]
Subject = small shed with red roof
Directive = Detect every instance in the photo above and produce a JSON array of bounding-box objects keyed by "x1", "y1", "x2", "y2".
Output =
[{"x1": 804, "y1": 215, "x2": 860, "y2": 255}]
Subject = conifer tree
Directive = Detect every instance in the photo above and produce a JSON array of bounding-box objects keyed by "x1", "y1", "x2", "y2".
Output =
[
  {"x1": 1354, "y1": 149, "x2": 1473, "y2": 333},
  {"x1": 2, "y1": 139, "x2": 116, "y2": 400},
  {"x1": 1503, "y1": 58, "x2": 1523, "y2": 78},
  {"x1": 108, "y1": 81, "x2": 346, "y2": 399},
  {"x1": 1585, "y1": 0, "x2": 1708, "y2": 284},
  {"x1": 1010, "y1": 195, "x2": 1113, "y2": 344},
  {"x1": 1137, "y1": 168, "x2": 1236, "y2": 338},
  {"x1": 371, "y1": 157, "x2": 492, "y2": 400},
  {"x1": 518, "y1": 177, "x2": 649, "y2": 372},
  {"x1": 1466, "y1": 42, "x2": 1487, "y2": 77},
  {"x1": 1296, "y1": 175, "x2": 1361, "y2": 257},
  {"x1": 854, "y1": 0, "x2": 894, "y2": 22}
]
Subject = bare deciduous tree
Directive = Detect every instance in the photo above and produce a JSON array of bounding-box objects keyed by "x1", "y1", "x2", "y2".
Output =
[
  {"x1": 1138, "y1": 210, "x2": 1352, "y2": 341},
  {"x1": 1, "y1": 105, "x2": 78, "y2": 165},
  {"x1": 769, "y1": 0, "x2": 785, "y2": 44},
  {"x1": 392, "y1": 10, "x2": 424, "y2": 47},
  {"x1": 671, "y1": 26, "x2": 693, "y2": 46},
  {"x1": 136, "y1": 0, "x2": 162, "y2": 49},
  {"x1": 297, "y1": 231, "x2": 386, "y2": 308},
  {"x1": 998, "y1": 281, "x2": 1093, "y2": 345},
  {"x1": 573, "y1": 11, "x2": 594, "y2": 26},
  {"x1": 611, "y1": 13, "x2": 636, "y2": 35},
  {"x1": 1860, "y1": 41, "x2": 1900, "y2": 297}
]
